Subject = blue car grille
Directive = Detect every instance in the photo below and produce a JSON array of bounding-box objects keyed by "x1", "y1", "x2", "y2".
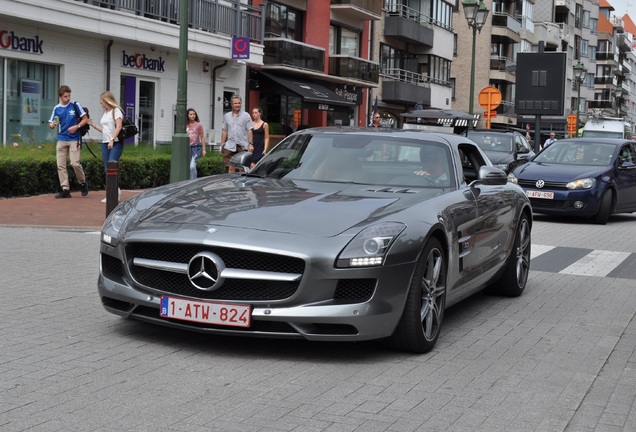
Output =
[
  {"x1": 528, "y1": 198, "x2": 578, "y2": 209},
  {"x1": 518, "y1": 179, "x2": 568, "y2": 189}
]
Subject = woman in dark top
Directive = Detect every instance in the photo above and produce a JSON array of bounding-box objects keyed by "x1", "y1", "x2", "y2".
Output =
[{"x1": 250, "y1": 107, "x2": 269, "y2": 168}]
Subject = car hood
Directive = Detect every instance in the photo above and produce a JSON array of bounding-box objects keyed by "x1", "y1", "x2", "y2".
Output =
[
  {"x1": 131, "y1": 176, "x2": 440, "y2": 236},
  {"x1": 514, "y1": 162, "x2": 608, "y2": 181}
]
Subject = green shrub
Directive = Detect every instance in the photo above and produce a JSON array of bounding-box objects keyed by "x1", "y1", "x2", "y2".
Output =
[
  {"x1": 0, "y1": 142, "x2": 226, "y2": 197},
  {"x1": 268, "y1": 123, "x2": 284, "y2": 135}
]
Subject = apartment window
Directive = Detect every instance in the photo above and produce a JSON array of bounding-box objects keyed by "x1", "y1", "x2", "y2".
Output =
[
  {"x1": 581, "y1": 40, "x2": 589, "y2": 58},
  {"x1": 329, "y1": 26, "x2": 360, "y2": 57},
  {"x1": 450, "y1": 77, "x2": 456, "y2": 100},
  {"x1": 423, "y1": 56, "x2": 451, "y2": 86},
  {"x1": 582, "y1": 10, "x2": 591, "y2": 28},
  {"x1": 265, "y1": 2, "x2": 302, "y2": 40},
  {"x1": 431, "y1": 0, "x2": 453, "y2": 30},
  {"x1": 380, "y1": 44, "x2": 416, "y2": 72}
]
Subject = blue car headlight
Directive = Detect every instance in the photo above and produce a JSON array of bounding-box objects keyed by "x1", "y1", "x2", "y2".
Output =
[
  {"x1": 337, "y1": 222, "x2": 406, "y2": 268},
  {"x1": 566, "y1": 178, "x2": 595, "y2": 190},
  {"x1": 101, "y1": 200, "x2": 133, "y2": 245}
]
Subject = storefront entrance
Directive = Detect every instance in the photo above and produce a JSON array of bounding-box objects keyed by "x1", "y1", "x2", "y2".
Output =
[{"x1": 120, "y1": 75, "x2": 156, "y2": 145}]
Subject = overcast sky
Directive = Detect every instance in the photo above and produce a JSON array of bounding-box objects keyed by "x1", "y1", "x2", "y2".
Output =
[{"x1": 607, "y1": 0, "x2": 636, "y2": 18}]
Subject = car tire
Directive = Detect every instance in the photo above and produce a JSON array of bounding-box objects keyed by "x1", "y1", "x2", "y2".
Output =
[
  {"x1": 593, "y1": 190, "x2": 613, "y2": 225},
  {"x1": 486, "y1": 212, "x2": 531, "y2": 297},
  {"x1": 390, "y1": 238, "x2": 446, "y2": 353}
]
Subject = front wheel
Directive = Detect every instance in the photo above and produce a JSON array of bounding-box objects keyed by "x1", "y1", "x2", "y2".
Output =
[
  {"x1": 593, "y1": 190, "x2": 612, "y2": 225},
  {"x1": 390, "y1": 238, "x2": 446, "y2": 353},
  {"x1": 486, "y1": 212, "x2": 531, "y2": 297}
]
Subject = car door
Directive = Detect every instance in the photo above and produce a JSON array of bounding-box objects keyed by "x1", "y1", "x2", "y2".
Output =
[
  {"x1": 614, "y1": 143, "x2": 636, "y2": 211},
  {"x1": 448, "y1": 143, "x2": 514, "y2": 294}
]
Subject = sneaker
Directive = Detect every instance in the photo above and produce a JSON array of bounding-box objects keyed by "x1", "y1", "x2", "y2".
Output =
[
  {"x1": 80, "y1": 182, "x2": 89, "y2": 197},
  {"x1": 55, "y1": 190, "x2": 71, "y2": 199}
]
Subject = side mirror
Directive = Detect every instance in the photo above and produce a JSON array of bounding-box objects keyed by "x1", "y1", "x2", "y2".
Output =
[
  {"x1": 230, "y1": 151, "x2": 253, "y2": 172},
  {"x1": 475, "y1": 166, "x2": 508, "y2": 186}
]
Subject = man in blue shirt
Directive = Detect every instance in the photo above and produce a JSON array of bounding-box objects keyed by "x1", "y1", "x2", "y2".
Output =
[{"x1": 49, "y1": 85, "x2": 89, "y2": 198}]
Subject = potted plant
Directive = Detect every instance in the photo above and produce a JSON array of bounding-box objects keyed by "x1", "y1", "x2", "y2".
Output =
[{"x1": 268, "y1": 122, "x2": 286, "y2": 149}]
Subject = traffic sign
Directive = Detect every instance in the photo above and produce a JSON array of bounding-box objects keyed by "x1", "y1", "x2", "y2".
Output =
[
  {"x1": 567, "y1": 114, "x2": 577, "y2": 135},
  {"x1": 478, "y1": 86, "x2": 502, "y2": 111},
  {"x1": 483, "y1": 110, "x2": 497, "y2": 119}
]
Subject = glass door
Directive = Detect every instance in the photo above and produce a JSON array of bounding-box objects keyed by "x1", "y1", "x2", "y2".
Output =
[{"x1": 120, "y1": 76, "x2": 156, "y2": 145}]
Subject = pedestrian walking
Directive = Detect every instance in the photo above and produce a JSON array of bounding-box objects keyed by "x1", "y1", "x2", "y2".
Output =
[
  {"x1": 186, "y1": 108, "x2": 206, "y2": 179},
  {"x1": 221, "y1": 95, "x2": 253, "y2": 173},
  {"x1": 87, "y1": 91, "x2": 123, "y2": 203},
  {"x1": 48, "y1": 85, "x2": 89, "y2": 198},
  {"x1": 250, "y1": 107, "x2": 269, "y2": 168}
]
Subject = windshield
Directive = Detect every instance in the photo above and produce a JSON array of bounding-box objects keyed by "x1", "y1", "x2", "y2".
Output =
[
  {"x1": 534, "y1": 141, "x2": 615, "y2": 166},
  {"x1": 466, "y1": 131, "x2": 513, "y2": 153},
  {"x1": 248, "y1": 133, "x2": 456, "y2": 188},
  {"x1": 581, "y1": 131, "x2": 624, "y2": 139}
]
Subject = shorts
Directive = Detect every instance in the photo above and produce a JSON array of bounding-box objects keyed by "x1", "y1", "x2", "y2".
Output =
[{"x1": 222, "y1": 147, "x2": 244, "y2": 167}]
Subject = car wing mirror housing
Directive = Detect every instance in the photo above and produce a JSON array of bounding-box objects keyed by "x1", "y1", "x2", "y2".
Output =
[
  {"x1": 230, "y1": 151, "x2": 253, "y2": 172},
  {"x1": 475, "y1": 166, "x2": 508, "y2": 186}
]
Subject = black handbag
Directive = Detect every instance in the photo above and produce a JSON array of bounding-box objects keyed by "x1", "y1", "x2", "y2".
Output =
[{"x1": 113, "y1": 108, "x2": 139, "y2": 141}]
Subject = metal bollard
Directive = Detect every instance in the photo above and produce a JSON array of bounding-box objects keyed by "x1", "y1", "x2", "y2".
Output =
[{"x1": 105, "y1": 160, "x2": 119, "y2": 217}]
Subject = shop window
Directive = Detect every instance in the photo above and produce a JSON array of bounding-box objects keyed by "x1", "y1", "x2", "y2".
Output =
[{"x1": 5, "y1": 59, "x2": 60, "y2": 145}]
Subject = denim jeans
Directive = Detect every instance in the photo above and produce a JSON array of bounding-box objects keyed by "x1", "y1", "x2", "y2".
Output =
[
  {"x1": 190, "y1": 143, "x2": 202, "y2": 180},
  {"x1": 102, "y1": 141, "x2": 124, "y2": 173}
]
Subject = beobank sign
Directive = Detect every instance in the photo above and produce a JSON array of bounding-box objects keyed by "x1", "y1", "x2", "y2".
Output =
[
  {"x1": 0, "y1": 29, "x2": 43, "y2": 54},
  {"x1": 121, "y1": 51, "x2": 165, "y2": 72}
]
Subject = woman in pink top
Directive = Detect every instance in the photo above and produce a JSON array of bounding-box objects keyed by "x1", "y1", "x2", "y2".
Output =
[{"x1": 186, "y1": 108, "x2": 206, "y2": 179}]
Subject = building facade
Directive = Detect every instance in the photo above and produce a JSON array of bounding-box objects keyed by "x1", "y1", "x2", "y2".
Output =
[{"x1": 1, "y1": 0, "x2": 265, "y2": 147}]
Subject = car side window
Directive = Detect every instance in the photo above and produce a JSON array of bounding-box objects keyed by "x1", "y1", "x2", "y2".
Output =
[
  {"x1": 619, "y1": 145, "x2": 636, "y2": 164},
  {"x1": 458, "y1": 143, "x2": 488, "y2": 183}
]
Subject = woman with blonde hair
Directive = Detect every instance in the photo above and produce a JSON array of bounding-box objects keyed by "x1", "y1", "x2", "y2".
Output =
[{"x1": 88, "y1": 91, "x2": 123, "y2": 202}]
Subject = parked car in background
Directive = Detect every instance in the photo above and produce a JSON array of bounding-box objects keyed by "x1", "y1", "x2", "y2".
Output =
[
  {"x1": 98, "y1": 128, "x2": 532, "y2": 353},
  {"x1": 466, "y1": 129, "x2": 535, "y2": 173},
  {"x1": 509, "y1": 138, "x2": 636, "y2": 224}
]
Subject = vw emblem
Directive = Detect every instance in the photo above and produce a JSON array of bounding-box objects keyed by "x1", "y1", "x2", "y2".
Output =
[
  {"x1": 187, "y1": 252, "x2": 226, "y2": 291},
  {"x1": 535, "y1": 179, "x2": 545, "y2": 189}
]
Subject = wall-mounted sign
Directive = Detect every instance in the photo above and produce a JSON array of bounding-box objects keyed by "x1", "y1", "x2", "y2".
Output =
[
  {"x1": 121, "y1": 51, "x2": 165, "y2": 72},
  {"x1": 232, "y1": 37, "x2": 250, "y2": 59},
  {"x1": 0, "y1": 30, "x2": 43, "y2": 54},
  {"x1": 21, "y1": 79, "x2": 41, "y2": 126}
]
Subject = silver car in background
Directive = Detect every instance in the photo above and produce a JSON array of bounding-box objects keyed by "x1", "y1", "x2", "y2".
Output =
[{"x1": 98, "y1": 128, "x2": 532, "y2": 353}]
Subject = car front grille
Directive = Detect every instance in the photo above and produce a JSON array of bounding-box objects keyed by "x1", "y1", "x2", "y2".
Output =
[
  {"x1": 528, "y1": 198, "x2": 578, "y2": 209},
  {"x1": 126, "y1": 242, "x2": 305, "y2": 301},
  {"x1": 518, "y1": 180, "x2": 568, "y2": 189}
]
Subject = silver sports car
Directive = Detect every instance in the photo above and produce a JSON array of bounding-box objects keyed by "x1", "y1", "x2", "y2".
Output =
[{"x1": 98, "y1": 128, "x2": 532, "y2": 353}]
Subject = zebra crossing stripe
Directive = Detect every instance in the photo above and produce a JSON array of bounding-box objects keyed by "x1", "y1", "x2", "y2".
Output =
[
  {"x1": 559, "y1": 250, "x2": 632, "y2": 278},
  {"x1": 531, "y1": 244, "x2": 555, "y2": 260}
]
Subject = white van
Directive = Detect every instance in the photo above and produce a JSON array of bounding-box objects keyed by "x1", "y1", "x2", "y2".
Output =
[{"x1": 581, "y1": 118, "x2": 632, "y2": 139}]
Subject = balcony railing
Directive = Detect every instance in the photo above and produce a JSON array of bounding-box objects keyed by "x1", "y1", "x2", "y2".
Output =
[
  {"x1": 594, "y1": 76, "x2": 615, "y2": 85},
  {"x1": 491, "y1": 12, "x2": 521, "y2": 34},
  {"x1": 490, "y1": 56, "x2": 516, "y2": 74},
  {"x1": 596, "y1": 52, "x2": 617, "y2": 62},
  {"x1": 495, "y1": 100, "x2": 516, "y2": 117},
  {"x1": 380, "y1": 68, "x2": 430, "y2": 86},
  {"x1": 330, "y1": 0, "x2": 383, "y2": 19},
  {"x1": 79, "y1": 0, "x2": 264, "y2": 42},
  {"x1": 383, "y1": 0, "x2": 447, "y2": 30},
  {"x1": 588, "y1": 100, "x2": 614, "y2": 109},
  {"x1": 263, "y1": 38, "x2": 325, "y2": 73},
  {"x1": 329, "y1": 55, "x2": 380, "y2": 84}
]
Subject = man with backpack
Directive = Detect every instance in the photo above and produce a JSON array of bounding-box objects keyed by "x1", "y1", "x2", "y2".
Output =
[{"x1": 48, "y1": 85, "x2": 89, "y2": 198}]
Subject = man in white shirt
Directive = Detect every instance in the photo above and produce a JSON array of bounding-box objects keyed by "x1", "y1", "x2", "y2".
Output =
[
  {"x1": 543, "y1": 132, "x2": 557, "y2": 150},
  {"x1": 415, "y1": 146, "x2": 449, "y2": 185}
]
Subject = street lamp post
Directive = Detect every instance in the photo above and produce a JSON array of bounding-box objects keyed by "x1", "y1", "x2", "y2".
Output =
[
  {"x1": 615, "y1": 85, "x2": 624, "y2": 117},
  {"x1": 462, "y1": 0, "x2": 490, "y2": 117},
  {"x1": 573, "y1": 62, "x2": 587, "y2": 137}
]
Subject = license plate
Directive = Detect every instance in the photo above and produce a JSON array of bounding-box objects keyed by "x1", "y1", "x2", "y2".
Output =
[
  {"x1": 160, "y1": 296, "x2": 251, "y2": 328},
  {"x1": 526, "y1": 190, "x2": 554, "y2": 199}
]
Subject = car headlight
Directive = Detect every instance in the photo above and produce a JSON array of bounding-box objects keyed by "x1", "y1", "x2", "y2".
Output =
[
  {"x1": 336, "y1": 222, "x2": 406, "y2": 268},
  {"x1": 566, "y1": 178, "x2": 595, "y2": 190},
  {"x1": 101, "y1": 200, "x2": 133, "y2": 245},
  {"x1": 507, "y1": 173, "x2": 518, "y2": 184}
]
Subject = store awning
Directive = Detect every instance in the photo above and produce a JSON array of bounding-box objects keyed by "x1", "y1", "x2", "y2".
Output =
[{"x1": 260, "y1": 72, "x2": 356, "y2": 107}]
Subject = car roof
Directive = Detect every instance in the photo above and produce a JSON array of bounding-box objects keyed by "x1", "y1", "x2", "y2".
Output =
[
  {"x1": 467, "y1": 129, "x2": 521, "y2": 135},
  {"x1": 553, "y1": 137, "x2": 630, "y2": 146},
  {"x1": 291, "y1": 126, "x2": 473, "y2": 147}
]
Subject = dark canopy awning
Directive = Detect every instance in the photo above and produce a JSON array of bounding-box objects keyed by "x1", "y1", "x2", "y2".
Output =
[{"x1": 260, "y1": 72, "x2": 356, "y2": 107}]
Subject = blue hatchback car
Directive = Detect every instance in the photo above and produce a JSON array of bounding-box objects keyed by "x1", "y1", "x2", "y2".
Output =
[{"x1": 508, "y1": 138, "x2": 636, "y2": 224}]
